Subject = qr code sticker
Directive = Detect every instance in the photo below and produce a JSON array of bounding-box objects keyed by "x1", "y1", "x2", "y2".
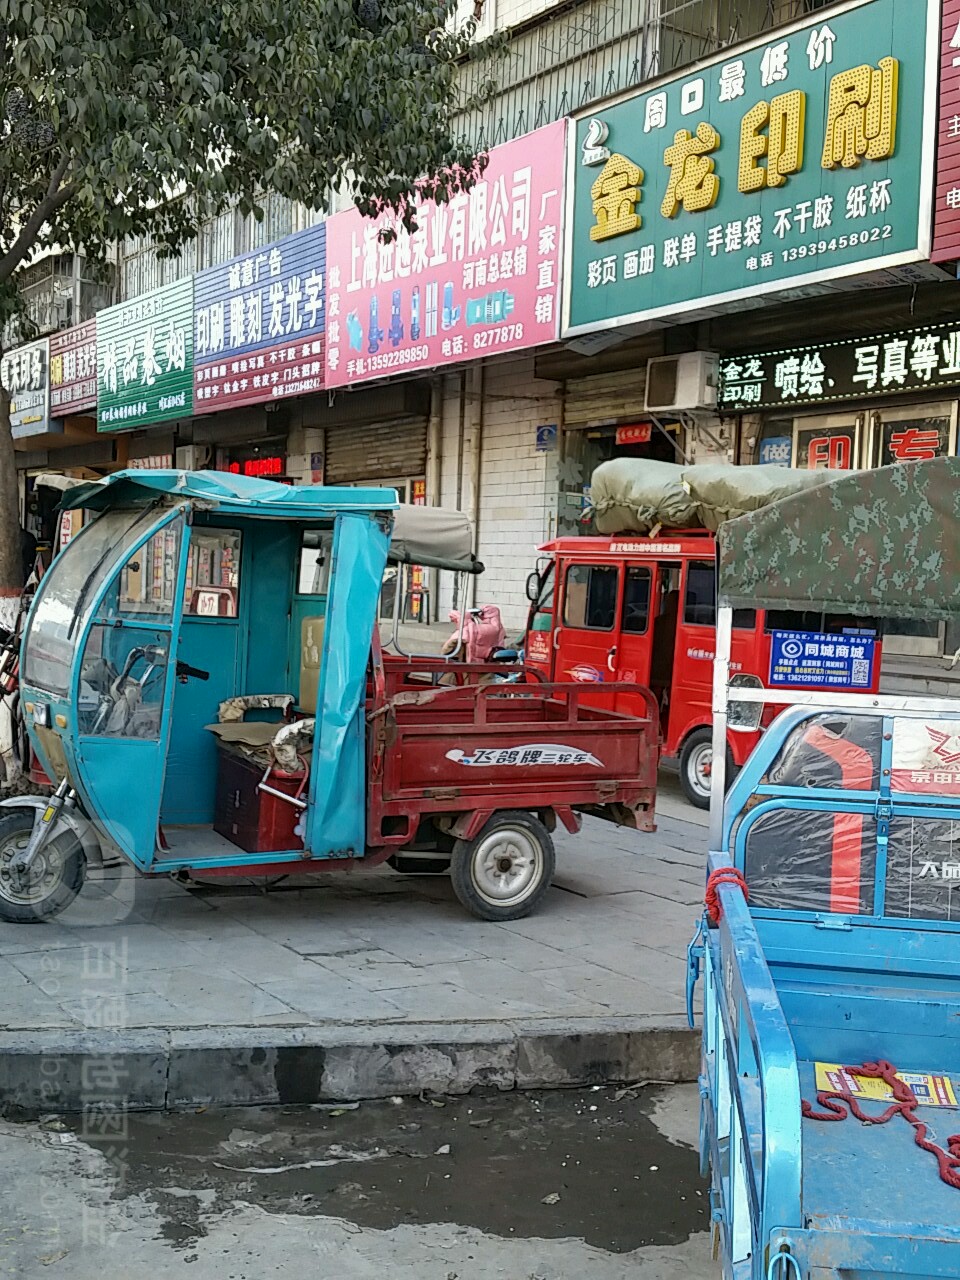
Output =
[{"x1": 851, "y1": 659, "x2": 870, "y2": 686}]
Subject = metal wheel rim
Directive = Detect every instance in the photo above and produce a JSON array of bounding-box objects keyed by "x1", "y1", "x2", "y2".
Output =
[
  {"x1": 0, "y1": 829, "x2": 66, "y2": 906},
  {"x1": 471, "y1": 827, "x2": 543, "y2": 906},
  {"x1": 687, "y1": 742, "x2": 713, "y2": 799}
]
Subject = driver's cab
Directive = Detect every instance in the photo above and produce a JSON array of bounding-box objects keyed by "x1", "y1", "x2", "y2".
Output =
[{"x1": 19, "y1": 473, "x2": 396, "y2": 871}]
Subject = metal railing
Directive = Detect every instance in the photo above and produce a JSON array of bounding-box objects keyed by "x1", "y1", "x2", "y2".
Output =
[{"x1": 455, "y1": 0, "x2": 839, "y2": 149}]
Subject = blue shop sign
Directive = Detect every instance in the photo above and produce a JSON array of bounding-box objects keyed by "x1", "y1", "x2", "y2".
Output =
[
  {"x1": 193, "y1": 222, "x2": 326, "y2": 413},
  {"x1": 758, "y1": 436, "x2": 792, "y2": 466},
  {"x1": 770, "y1": 630, "x2": 876, "y2": 690}
]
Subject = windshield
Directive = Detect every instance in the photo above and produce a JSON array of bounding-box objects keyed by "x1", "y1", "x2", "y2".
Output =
[
  {"x1": 531, "y1": 561, "x2": 555, "y2": 627},
  {"x1": 23, "y1": 507, "x2": 167, "y2": 696}
]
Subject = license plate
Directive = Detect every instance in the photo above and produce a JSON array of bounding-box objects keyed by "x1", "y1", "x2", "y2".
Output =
[{"x1": 33, "y1": 703, "x2": 49, "y2": 728}]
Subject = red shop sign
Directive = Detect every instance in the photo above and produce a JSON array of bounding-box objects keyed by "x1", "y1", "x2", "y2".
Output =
[{"x1": 615, "y1": 423, "x2": 652, "y2": 446}]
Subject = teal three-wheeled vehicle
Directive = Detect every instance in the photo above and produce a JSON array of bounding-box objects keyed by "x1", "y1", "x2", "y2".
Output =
[{"x1": 1, "y1": 470, "x2": 659, "y2": 924}]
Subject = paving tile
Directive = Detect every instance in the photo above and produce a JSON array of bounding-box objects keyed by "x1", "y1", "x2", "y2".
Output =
[
  {"x1": 0, "y1": 790, "x2": 710, "y2": 1036},
  {"x1": 257, "y1": 975, "x2": 407, "y2": 1023},
  {"x1": 417, "y1": 959, "x2": 601, "y2": 1018},
  {"x1": 146, "y1": 967, "x2": 296, "y2": 1023},
  {"x1": 183, "y1": 936, "x2": 320, "y2": 984},
  {"x1": 312, "y1": 952, "x2": 447, "y2": 991},
  {"x1": 381, "y1": 981, "x2": 512, "y2": 1022}
]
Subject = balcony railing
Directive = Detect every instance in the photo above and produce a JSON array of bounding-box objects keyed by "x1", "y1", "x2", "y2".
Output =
[{"x1": 456, "y1": 0, "x2": 836, "y2": 149}]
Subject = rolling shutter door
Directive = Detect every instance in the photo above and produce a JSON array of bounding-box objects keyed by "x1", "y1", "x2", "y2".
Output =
[
  {"x1": 565, "y1": 367, "x2": 649, "y2": 429},
  {"x1": 324, "y1": 418, "x2": 427, "y2": 484}
]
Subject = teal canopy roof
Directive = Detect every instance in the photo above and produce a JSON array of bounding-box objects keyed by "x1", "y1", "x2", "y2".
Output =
[
  {"x1": 718, "y1": 457, "x2": 960, "y2": 622},
  {"x1": 61, "y1": 469, "x2": 483, "y2": 573},
  {"x1": 61, "y1": 469, "x2": 398, "y2": 520}
]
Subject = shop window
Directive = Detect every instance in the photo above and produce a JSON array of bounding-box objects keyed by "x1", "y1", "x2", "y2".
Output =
[
  {"x1": 793, "y1": 415, "x2": 863, "y2": 471},
  {"x1": 754, "y1": 418, "x2": 794, "y2": 467},
  {"x1": 622, "y1": 567, "x2": 651, "y2": 634},
  {"x1": 563, "y1": 564, "x2": 618, "y2": 631},
  {"x1": 185, "y1": 530, "x2": 241, "y2": 618}
]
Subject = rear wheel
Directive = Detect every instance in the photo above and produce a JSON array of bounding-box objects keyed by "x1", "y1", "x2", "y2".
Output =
[
  {"x1": 0, "y1": 812, "x2": 86, "y2": 923},
  {"x1": 451, "y1": 811, "x2": 555, "y2": 921},
  {"x1": 678, "y1": 729, "x2": 736, "y2": 810}
]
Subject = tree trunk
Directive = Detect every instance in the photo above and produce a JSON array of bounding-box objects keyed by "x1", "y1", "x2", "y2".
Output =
[{"x1": 0, "y1": 384, "x2": 24, "y2": 632}]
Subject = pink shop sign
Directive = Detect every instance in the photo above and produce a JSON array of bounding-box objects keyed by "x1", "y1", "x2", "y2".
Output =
[{"x1": 324, "y1": 120, "x2": 566, "y2": 387}]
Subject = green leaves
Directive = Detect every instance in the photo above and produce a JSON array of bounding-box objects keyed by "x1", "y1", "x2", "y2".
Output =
[{"x1": 0, "y1": 0, "x2": 500, "y2": 283}]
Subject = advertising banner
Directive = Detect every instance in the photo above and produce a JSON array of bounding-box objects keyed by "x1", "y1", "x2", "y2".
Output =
[
  {"x1": 564, "y1": 0, "x2": 938, "y2": 336},
  {"x1": 769, "y1": 630, "x2": 876, "y2": 689},
  {"x1": 97, "y1": 279, "x2": 194, "y2": 431},
  {"x1": 193, "y1": 222, "x2": 326, "y2": 414},
  {"x1": 891, "y1": 718, "x2": 960, "y2": 797},
  {"x1": 0, "y1": 339, "x2": 49, "y2": 438},
  {"x1": 324, "y1": 120, "x2": 566, "y2": 387},
  {"x1": 49, "y1": 320, "x2": 97, "y2": 418},
  {"x1": 719, "y1": 318, "x2": 960, "y2": 412}
]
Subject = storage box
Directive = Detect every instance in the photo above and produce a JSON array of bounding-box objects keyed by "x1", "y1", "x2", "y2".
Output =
[{"x1": 214, "y1": 745, "x2": 305, "y2": 853}]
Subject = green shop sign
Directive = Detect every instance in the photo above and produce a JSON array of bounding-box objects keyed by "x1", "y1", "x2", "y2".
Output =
[
  {"x1": 563, "y1": 0, "x2": 938, "y2": 337},
  {"x1": 97, "y1": 278, "x2": 194, "y2": 431}
]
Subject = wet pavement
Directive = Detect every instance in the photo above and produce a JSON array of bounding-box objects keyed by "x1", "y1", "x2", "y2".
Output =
[{"x1": 0, "y1": 1084, "x2": 713, "y2": 1278}]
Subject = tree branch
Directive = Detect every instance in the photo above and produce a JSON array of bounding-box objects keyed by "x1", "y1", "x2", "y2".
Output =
[{"x1": 0, "y1": 154, "x2": 77, "y2": 284}]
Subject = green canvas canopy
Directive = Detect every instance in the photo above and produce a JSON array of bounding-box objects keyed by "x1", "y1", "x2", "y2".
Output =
[{"x1": 718, "y1": 456, "x2": 960, "y2": 623}]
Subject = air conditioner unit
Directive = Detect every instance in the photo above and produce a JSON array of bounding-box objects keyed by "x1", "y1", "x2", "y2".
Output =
[
  {"x1": 176, "y1": 445, "x2": 209, "y2": 471},
  {"x1": 644, "y1": 351, "x2": 720, "y2": 414}
]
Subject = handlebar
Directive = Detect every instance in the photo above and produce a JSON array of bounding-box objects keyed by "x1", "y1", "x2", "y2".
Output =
[{"x1": 176, "y1": 660, "x2": 210, "y2": 682}]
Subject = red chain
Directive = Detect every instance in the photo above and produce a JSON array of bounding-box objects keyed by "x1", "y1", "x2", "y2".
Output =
[
  {"x1": 705, "y1": 866, "x2": 749, "y2": 923},
  {"x1": 803, "y1": 1059, "x2": 960, "y2": 1191}
]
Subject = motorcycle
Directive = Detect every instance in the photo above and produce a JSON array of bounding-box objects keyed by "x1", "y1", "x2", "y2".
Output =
[{"x1": 442, "y1": 604, "x2": 506, "y2": 663}]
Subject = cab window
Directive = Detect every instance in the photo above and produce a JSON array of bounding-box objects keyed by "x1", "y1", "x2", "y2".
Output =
[
  {"x1": 622, "y1": 567, "x2": 651, "y2": 634},
  {"x1": 185, "y1": 529, "x2": 241, "y2": 617},
  {"x1": 684, "y1": 561, "x2": 756, "y2": 631},
  {"x1": 529, "y1": 562, "x2": 555, "y2": 633},
  {"x1": 563, "y1": 564, "x2": 618, "y2": 631},
  {"x1": 298, "y1": 529, "x2": 334, "y2": 595}
]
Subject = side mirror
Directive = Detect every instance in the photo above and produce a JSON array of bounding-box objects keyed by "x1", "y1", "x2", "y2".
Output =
[
  {"x1": 526, "y1": 571, "x2": 541, "y2": 603},
  {"x1": 728, "y1": 674, "x2": 763, "y2": 733}
]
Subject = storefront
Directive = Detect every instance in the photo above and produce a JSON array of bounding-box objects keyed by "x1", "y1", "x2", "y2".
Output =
[
  {"x1": 719, "y1": 319, "x2": 960, "y2": 668},
  {"x1": 217, "y1": 437, "x2": 290, "y2": 481}
]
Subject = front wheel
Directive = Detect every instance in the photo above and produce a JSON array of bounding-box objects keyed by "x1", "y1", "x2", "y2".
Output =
[
  {"x1": 0, "y1": 812, "x2": 86, "y2": 923},
  {"x1": 678, "y1": 729, "x2": 736, "y2": 811},
  {"x1": 451, "y1": 811, "x2": 555, "y2": 921}
]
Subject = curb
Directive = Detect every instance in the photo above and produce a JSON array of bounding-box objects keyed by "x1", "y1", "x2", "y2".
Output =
[{"x1": 0, "y1": 1018, "x2": 699, "y2": 1112}]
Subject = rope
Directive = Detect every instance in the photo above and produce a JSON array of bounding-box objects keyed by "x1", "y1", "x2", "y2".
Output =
[
  {"x1": 705, "y1": 866, "x2": 749, "y2": 923},
  {"x1": 803, "y1": 1059, "x2": 960, "y2": 1191}
]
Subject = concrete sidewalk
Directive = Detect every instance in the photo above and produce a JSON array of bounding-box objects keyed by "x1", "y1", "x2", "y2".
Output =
[{"x1": 0, "y1": 778, "x2": 708, "y2": 1110}]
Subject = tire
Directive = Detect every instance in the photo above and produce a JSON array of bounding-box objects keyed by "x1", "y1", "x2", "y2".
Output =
[
  {"x1": 451, "y1": 811, "x2": 555, "y2": 921},
  {"x1": 678, "y1": 728, "x2": 736, "y2": 811},
  {"x1": 0, "y1": 811, "x2": 86, "y2": 923}
]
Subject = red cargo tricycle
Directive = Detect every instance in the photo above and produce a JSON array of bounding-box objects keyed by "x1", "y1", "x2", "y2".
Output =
[{"x1": 3, "y1": 470, "x2": 659, "y2": 923}]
